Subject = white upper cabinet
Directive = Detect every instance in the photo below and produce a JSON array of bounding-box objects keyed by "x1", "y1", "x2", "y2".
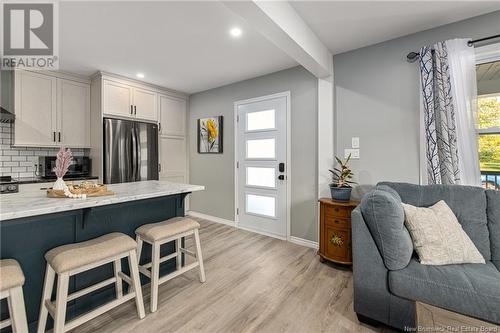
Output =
[
  {"x1": 58, "y1": 79, "x2": 90, "y2": 148},
  {"x1": 103, "y1": 80, "x2": 133, "y2": 118},
  {"x1": 13, "y1": 70, "x2": 91, "y2": 148},
  {"x1": 159, "y1": 95, "x2": 186, "y2": 136},
  {"x1": 14, "y1": 71, "x2": 57, "y2": 147},
  {"x1": 133, "y1": 87, "x2": 157, "y2": 121}
]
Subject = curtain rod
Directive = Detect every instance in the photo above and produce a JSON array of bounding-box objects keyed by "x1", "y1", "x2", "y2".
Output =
[{"x1": 406, "y1": 34, "x2": 500, "y2": 63}]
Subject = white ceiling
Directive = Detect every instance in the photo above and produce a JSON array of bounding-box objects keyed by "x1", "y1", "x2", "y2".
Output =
[
  {"x1": 59, "y1": 1, "x2": 500, "y2": 94},
  {"x1": 59, "y1": 1, "x2": 297, "y2": 94},
  {"x1": 291, "y1": 1, "x2": 500, "y2": 55}
]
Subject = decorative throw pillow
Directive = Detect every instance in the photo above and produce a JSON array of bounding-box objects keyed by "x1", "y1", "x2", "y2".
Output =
[{"x1": 402, "y1": 200, "x2": 485, "y2": 265}]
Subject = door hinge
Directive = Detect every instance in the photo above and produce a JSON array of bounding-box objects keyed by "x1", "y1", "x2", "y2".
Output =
[
  {"x1": 236, "y1": 161, "x2": 239, "y2": 168},
  {"x1": 158, "y1": 163, "x2": 161, "y2": 172},
  {"x1": 237, "y1": 115, "x2": 239, "y2": 122},
  {"x1": 237, "y1": 208, "x2": 239, "y2": 215}
]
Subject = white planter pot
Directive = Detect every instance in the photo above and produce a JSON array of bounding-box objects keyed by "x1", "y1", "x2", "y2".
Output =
[{"x1": 53, "y1": 177, "x2": 67, "y2": 190}]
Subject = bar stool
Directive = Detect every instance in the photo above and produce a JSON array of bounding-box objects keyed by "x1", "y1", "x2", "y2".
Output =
[
  {"x1": 0, "y1": 259, "x2": 28, "y2": 333},
  {"x1": 37, "y1": 232, "x2": 145, "y2": 333},
  {"x1": 135, "y1": 217, "x2": 206, "y2": 312}
]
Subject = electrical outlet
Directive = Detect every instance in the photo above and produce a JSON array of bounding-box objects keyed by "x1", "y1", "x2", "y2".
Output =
[
  {"x1": 345, "y1": 148, "x2": 360, "y2": 159},
  {"x1": 352, "y1": 137, "x2": 360, "y2": 148}
]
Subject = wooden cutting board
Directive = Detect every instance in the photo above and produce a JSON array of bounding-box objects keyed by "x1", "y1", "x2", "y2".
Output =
[{"x1": 47, "y1": 185, "x2": 115, "y2": 198}]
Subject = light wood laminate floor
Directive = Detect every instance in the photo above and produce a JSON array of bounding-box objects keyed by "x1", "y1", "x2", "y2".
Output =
[{"x1": 73, "y1": 219, "x2": 395, "y2": 333}]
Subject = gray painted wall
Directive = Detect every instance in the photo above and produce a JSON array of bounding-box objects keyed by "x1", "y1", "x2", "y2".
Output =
[
  {"x1": 189, "y1": 66, "x2": 319, "y2": 242},
  {"x1": 333, "y1": 11, "x2": 500, "y2": 198}
]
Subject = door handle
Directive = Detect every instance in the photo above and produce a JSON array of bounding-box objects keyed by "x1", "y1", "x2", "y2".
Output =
[
  {"x1": 53, "y1": 131, "x2": 56, "y2": 142},
  {"x1": 130, "y1": 105, "x2": 133, "y2": 114},
  {"x1": 279, "y1": 162, "x2": 285, "y2": 173},
  {"x1": 58, "y1": 132, "x2": 61, "y2": 142},
  {"x1": 278, "y1": 175, "x2": 285, "y2": 180},
  {"x1": 134, "y1": 105, "x2": 137, "y2": 115}
]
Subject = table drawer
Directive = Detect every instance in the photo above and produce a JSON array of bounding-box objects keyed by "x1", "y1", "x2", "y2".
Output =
[
  {"x1": 324, "y1": 205, "x2": 351, "y2": 218},
  {"x1": 324, "y1": 215, "x2": 350, "y2": 229}
]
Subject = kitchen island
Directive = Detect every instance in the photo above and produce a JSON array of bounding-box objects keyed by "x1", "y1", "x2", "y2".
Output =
[{"x1": 0, "y1": 180, "x2": 204, "y2": 332}]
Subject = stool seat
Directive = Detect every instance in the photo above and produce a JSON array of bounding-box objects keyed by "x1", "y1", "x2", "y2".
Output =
[
  {"x1": 136, "y1": 217, "x2": 200, "y2": 242},
  {"x1": 0, "y1": 259, "x2": 25, "y2": 292},
  {"x1": 45, "y1": 233, "x2": 137, "y2": 273}
]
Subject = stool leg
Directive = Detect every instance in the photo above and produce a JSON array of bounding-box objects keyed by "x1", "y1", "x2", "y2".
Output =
[
  {"x1": 8, "y1": 286, "x2": 28, "y2": 333},
  {"x1": 175, "y1": 238, "x2": 182, "y2": 270},
  {"x1": 136, "y1": 235, "x2": 143, "y2": 264},
  {"x1": 53, "y1": 273, "x2": 69, "y2": 333},
  {"x1": 37, "y1": 265, "x2": 55, "y2": 333},
  {"x1": 113, "y1": 259, "x2": 123, "y2": 299},
  {"x1": 128, "y1": 250, "x2": 145, "y2": 319},
  {"x1": 193, "y1": 229, "x2": 206, "y2": 283},
  {"x1": 150, "y1": 242, "x2": 161, "y2": 312}
]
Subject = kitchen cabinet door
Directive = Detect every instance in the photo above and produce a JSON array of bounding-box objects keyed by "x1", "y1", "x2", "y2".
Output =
[
  {"x1": 103, "y1": 80, "x2": 133, "y2": 118},
  {"x1": 14, "y1": 71, "x2": 57, "y2": 147},
  {"x1": 159, "y1": 136, "x2": 187, "y2": 182},
  {"x1": 159, "y1": 95, "x2": 186, "y2": 136},
  {"x1": 58, "y1": 79, "x2": 91, "y2": 147},
  {"x1": 133, "y1": 87, "x2": 157, "y2": 121}
]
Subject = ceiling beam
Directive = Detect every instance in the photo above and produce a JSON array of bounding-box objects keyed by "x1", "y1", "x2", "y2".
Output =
[{"x1": 223, "y1": 1, "x2": 332, "y2": 78}]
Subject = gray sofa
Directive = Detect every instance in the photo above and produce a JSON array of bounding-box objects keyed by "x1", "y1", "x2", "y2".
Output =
[{"x1": 352, "y1": 182, "x2": 500, "y2": 330}]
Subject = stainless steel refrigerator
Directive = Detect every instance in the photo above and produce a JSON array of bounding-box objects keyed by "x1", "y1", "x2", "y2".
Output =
[{"x1": 103, "y1": 118, "x2": 159, "y2": 184}]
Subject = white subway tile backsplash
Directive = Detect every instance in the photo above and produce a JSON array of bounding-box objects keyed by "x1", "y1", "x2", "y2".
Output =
[
  {"x1": 0, "y1": 123, "x2": 89, "y2": 179},
  {"x1": 3, "y1": 150, "x2": 19, "y2": 156}
]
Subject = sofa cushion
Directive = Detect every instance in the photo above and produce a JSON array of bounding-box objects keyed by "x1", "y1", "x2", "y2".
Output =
[
  {"x1": 486, "y1": 190, "x2": 500, "y2": 270},
  {"x1": 388, "y1": 259, "x2": 500, "y2": 324},
  {"x1": 379, "y1": 182, "x2": 491, "y2": 260},
  {"x1": 360, "y1": 187, "x2": 413, "y2": 270}
]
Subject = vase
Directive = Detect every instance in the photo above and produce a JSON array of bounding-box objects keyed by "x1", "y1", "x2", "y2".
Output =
[
  {"x1": 53, "y1": 177, "x2": 67, "y2": 190},
  {"x1": 330, "y1": 186, "x2": 352, "y2": 202}
]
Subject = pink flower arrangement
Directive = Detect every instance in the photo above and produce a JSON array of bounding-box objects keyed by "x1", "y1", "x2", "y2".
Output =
[{"x1": 53, "y1": 146, "x2": 73, "y2": 178}]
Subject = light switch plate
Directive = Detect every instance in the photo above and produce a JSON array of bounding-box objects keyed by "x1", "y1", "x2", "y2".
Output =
[
  {"x1": 345, "y1": 148, "x2": 360, "y2": 159},
  {"x1": 352, "y1": 137, "x2": 360, "y2": 148}
]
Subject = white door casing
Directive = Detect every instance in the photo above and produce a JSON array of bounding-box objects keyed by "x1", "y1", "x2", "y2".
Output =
[{"x1": 235, "y1": 92, "x2": 290, "y2": 240}]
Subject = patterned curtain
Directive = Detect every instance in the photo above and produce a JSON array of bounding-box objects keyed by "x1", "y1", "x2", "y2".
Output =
[{"x1": 419, "y1": 42, "x2": 460, "y2": 185}]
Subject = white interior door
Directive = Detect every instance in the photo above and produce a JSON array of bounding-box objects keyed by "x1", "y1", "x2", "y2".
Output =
[{"x1": 237, "y1": 95, "x2": 288, "y2": 239}]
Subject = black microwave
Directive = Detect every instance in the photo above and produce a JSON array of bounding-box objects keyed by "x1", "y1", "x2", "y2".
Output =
[{"x1": 39, "y1": 156, "x2": 91, "y2": 179}]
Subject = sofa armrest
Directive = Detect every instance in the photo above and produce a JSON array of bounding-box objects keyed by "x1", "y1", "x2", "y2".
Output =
[{"x1": 352, "y1": 207, "x2": 391, "y2": 322}]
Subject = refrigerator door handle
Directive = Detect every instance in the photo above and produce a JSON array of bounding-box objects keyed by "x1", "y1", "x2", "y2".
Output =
[
  {"x1": 136, "y1": 126, "x2": 141, "y2": 181},
  {"x1": 131, "y1": 126, "x2": 137, "y2": 181}
]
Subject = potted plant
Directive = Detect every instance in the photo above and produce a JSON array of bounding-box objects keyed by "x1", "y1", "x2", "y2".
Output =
[{"x1": 329, "y1": 154, "x2": 357, "y2": 202}]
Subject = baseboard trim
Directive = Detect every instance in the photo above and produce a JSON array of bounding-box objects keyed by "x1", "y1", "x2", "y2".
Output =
[
  {"x1": 186, "y1": 211, "x2": 236, "y2": 227},
  {"x1": 187, "y1": 211, "x2": 318, "y2": 249},
  {"x1": 289, "y1": 236, "x2": 319, "y2": 249}
]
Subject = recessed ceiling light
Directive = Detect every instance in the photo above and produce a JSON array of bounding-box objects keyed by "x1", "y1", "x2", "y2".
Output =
[
  {"x1": 136, "y1": 73, "x2": 145, "y2": 79},
  {"x1": 229, "y1": 27, "x2": 242, "y2": 38}
]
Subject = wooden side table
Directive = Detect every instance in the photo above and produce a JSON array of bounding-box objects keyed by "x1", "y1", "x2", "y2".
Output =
[{"x1": 318, "y1": 198, "x2": 359, "y2": 265}]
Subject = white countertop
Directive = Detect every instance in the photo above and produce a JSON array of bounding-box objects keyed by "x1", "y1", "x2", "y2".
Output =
[{"x1": 0, "y1": 180, "x2": 204, "y2": 221}]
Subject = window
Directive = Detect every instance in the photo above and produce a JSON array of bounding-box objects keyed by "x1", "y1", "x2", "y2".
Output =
[{"x1": 476, "y1": 60, "x2": 500, "y2": 190}]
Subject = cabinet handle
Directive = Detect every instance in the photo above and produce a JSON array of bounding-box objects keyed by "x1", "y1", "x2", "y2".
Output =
[
  {"x1": 134, "y1": 105, "x2": 137, "y2": 115},
  {"x1": 130, "y1": 105, "x2": 133, "y2": 114},
  {"x1": 158, "y1": 122, "x2": 161, "y2": 133},
  {"x1": 53, "y1": 131, "x2": 56, "y2": 142},
  {"x1": 58, "y1": 132, "x2": 61, "y2": 142}
]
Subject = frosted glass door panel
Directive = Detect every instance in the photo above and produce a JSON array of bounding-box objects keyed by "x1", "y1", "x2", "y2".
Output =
[
  {"x1": 246, "y1": 109, "x2": 275, "y2": 131},
  {"x1": 246, "y1": 138, "x2": 275, "y2": 159},
  {"x1": 246, "y1": 194, "x2": 276, "y2": 218},
  {"x1": 246, "y1": 167, "x2": 276, "y2": 188}
]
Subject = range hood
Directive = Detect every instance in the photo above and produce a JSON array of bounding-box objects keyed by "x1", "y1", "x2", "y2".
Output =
[{"x1": 0, "y1": 107, "x2": 15, "y2": 123}]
